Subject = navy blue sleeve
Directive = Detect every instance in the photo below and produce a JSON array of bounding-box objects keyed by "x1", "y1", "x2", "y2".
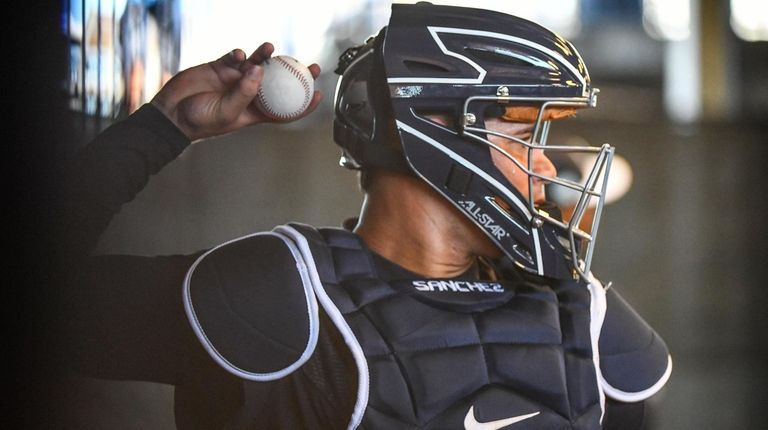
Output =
[
  {"x1": 602, "y1": 397, "x2": 646, "y2": 430},
  {"x1": 58, "y1": 103, "x2": 190, "y2": 261},
  {"x1": 61, "y1": 252, "x2": 210, "y2": 385},
  {"x1": 54, "y1": 104, "x2": 198, "y2": 383}
]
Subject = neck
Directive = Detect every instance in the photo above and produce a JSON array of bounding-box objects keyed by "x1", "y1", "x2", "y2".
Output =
[{"x1": 353, "y1": 171, "x2": 498, "y2": 278}]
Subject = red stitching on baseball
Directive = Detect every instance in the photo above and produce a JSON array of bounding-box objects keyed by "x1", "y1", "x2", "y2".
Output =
[
  {"x1": 275, "y1": 57, "x2": 311, "y2": 117},
  {"x1": 258, "y1": 57, "x2": 312, "y2": 120}
]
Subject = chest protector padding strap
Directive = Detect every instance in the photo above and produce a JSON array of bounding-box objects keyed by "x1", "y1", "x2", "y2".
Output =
[{"x1": 282, "y1": 223, "x2": 605, "y2": 429}]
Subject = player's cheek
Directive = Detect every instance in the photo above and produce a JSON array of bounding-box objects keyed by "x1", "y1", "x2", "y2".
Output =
[{"x1": 490, "y1": 150, "x2": 516, "y2": 180}]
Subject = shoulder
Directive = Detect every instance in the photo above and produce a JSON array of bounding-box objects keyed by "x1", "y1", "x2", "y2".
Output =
[
  {"x1": 599, "y1": 287, "x2": 672, "y2": 402},
  {"x1": 183, "y1": 228, "x2": 322, "y2": 381}
]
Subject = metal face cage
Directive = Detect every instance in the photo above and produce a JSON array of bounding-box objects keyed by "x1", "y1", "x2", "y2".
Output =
[{"x1": 459, "y1": 88, "x2": 614, "y2": 280}]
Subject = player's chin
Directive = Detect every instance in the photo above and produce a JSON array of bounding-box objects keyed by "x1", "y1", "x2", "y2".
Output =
[
  {"x1": 533, "y1": 191, "x2": 551, "y2": 206},
  {"x1": 532, "y1": 186, "x2": 547, "y2": 205}
]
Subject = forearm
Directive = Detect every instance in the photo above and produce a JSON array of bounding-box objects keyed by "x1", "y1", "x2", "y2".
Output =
[{"x1": 58, "y1": 104, "x2": 190, "y2": 258}]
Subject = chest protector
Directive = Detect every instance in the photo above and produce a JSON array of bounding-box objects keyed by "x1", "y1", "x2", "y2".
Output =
[{"x1": 184, "y1": 223, "x2": 671, "y2": 429}]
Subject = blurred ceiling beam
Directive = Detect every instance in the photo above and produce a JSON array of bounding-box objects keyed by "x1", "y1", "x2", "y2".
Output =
[
  {"x1": 700, "y1": 0, "x2": 739, "y2": 121},
  {"x1": 664, "y1": 0, "x2": 739, "y2": 123},
  {"x1": 663, "y1": 0, "x2": 701, "y2": 123}
]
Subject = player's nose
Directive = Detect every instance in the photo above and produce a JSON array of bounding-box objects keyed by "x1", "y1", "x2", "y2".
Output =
[{"x1": 532, "y1": 150, "x2": 557, "y2": 179}]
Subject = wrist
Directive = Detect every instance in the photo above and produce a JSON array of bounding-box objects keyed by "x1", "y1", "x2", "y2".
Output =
[
  {"x1": 149, "y1": 98, "x2": 196, "y2": 141},
  {"x1": 137, "y1": 103, "x2": 192, "y2": 150}
]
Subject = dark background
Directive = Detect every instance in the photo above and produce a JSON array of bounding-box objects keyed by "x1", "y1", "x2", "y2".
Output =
[{"x1": 9, "y1": 1, "x2": 768, "y2": 428}]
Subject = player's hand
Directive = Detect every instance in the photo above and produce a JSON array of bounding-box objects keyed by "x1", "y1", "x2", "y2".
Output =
[{"x1": 150, "y1": 42, "x2": 323, "y2": 142}]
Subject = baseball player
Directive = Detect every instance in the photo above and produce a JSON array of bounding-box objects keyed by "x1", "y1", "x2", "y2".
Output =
[{"x1": 57, "y1": 3, "x2": 671, "y2": 429}]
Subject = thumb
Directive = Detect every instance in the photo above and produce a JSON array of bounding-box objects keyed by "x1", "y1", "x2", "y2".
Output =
[{"x1": 219, "y1": 64, "x2": 264, "y2": 121}]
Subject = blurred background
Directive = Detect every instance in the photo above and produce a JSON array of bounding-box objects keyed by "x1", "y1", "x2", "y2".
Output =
[{"x1": 12, "y1": 0, "x2": 768, "y2": 428}]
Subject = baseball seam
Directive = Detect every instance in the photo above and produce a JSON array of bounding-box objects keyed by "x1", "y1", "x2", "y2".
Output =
[{"x1": 259, "y1": 57, "x2": 312, "y2": 120}]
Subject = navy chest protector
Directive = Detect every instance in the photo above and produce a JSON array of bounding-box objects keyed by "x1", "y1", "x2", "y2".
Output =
[{"x1": 184, "y1": 223, "x2": 671, "y2": 429}]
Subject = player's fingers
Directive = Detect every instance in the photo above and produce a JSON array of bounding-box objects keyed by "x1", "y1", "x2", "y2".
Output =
[
  {"x1": 205, "y1": 49, "x2": 249, "y2": 87},
  {"x1": 219, "y1": 64, "x2": 264, "y2": 122},
  {"x1": 246, "y1": 42, "x2": 275, "y2": 65},
  {"x1": 225, "y1": 49, "x2": 247, "y2": 66},
  {"x1": 211, "y1": 49, "x2": 246, "y2": 72},
  {"x1": 308, "y1": 63, "x2": 321, "y2": 79}
]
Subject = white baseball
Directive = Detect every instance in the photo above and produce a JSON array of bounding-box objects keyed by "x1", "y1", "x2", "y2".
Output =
[{"x1": 255, "y1": 55, "x2": 314, "y2": 121}]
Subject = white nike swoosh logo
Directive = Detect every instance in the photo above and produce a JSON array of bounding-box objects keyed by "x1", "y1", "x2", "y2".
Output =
[{"x1": 464, "y1": 406, "x2": 540, "y2": 430}]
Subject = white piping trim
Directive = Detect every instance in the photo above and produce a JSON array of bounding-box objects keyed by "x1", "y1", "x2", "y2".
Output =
[
  {"x1": 387, "y1": 26, "x2": 585, "y2": 88},
  {"x1": 182, "y1": 232, "x2": 319, "y2": 381},
  {"x1": 396, "y1": 119, "x2": 544, "y2": 276},
  {"x1": 389, "y1": 27, "x2": 486, "y2": 84},
  {"x1": 601, "y1": 355, "x2": 674, "y2": 403},
  {"x1": 532, "y1": 229, "x2": 543, "y2": 276},
  {"x1": 396, "y1": 120, "x2": 531, "y2": 218},
  {"x1": 273, "y1": 225, "x2": 370, "y2": 430},
  {"x1": 586, "y1": 273, "x2": 608, "y2": 423},
  {"x1": 483, "y1": 195, "x2": 528, "y2": 235}
]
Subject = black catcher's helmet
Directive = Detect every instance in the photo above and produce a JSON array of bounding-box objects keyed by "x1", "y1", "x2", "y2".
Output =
[{"x1": 334, "y1": 3, "x2": 614, "y2": 281}]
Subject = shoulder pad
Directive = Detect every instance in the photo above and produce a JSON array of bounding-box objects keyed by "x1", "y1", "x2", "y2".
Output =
[
  {"x1": 183, "y1": 231, "x2": 319, "y2": 381},
  {"x1": 599, "y1": 288, "x2": 672, "y2": 402}
]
